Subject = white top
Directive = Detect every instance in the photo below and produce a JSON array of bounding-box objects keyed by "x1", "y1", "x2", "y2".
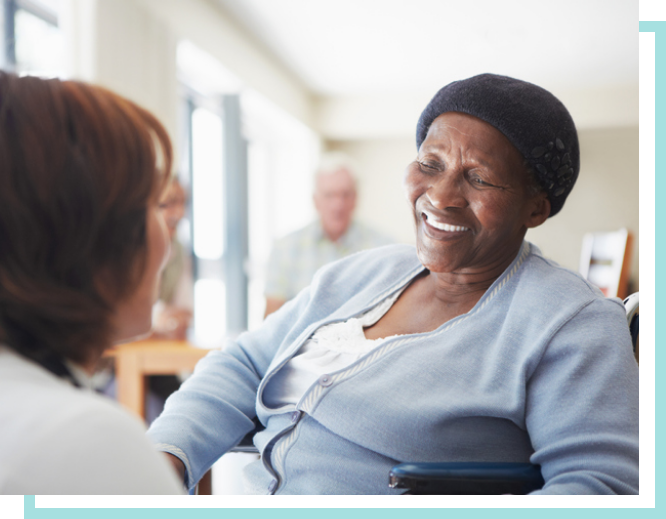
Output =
[
  {"x1": 264, "y1": 287, "x2": 406, "y2": 408},
  {"x1": 0, "y1": 345, "x2": 184, "y2": 494}
]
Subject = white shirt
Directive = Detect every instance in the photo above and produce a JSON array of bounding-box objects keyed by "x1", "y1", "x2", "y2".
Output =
[
  {"x1": 0, "y1": 345, "x2": 183, "y2": 494},
  {"x1": 264, "y1": 286, "x2": 406, "y2": 408}
]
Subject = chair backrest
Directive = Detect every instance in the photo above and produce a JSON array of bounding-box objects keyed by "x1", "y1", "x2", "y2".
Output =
[{"x1": 579, "y1": 228, "x2": 633, "y2": 299}]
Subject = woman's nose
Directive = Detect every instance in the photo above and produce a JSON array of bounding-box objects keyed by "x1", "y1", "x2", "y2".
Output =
[{"x1": 426, "y1": 172, "x2": 467, "y2": 210}]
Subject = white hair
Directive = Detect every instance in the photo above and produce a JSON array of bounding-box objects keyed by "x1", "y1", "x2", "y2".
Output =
[{"x1": 315, "y1": 152, "x2": 359, "y2": 182}]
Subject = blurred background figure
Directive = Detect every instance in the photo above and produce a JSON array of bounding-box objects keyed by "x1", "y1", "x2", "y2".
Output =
[
  {"x1": 264, "y1": 153, "x2": 393, "y2": 316},
  {"x1": 139, "y1": 178, "x2": 195, "y2": 420},
  {"x1": 152, "y1": 178, "x2": 193, "y2": 340}
]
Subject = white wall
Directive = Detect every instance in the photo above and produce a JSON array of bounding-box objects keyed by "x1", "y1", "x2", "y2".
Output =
[{"x1": 329, "y1": 125, "x2": 640, "y2": 289}]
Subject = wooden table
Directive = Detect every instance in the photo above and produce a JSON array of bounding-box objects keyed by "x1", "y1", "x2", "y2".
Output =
[
  {"x1": 105, "y1": 340, "x2": 214, "y2": 494},
  {"x1": 105, "y1": 339, "x2": 210, "y2": 419}
]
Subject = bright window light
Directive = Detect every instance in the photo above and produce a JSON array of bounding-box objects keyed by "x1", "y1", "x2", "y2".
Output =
[
  {"x1": 29, "y1": 0, "x2": 61, "y2": 12},
  {"x1": 15, "y1": 7, "x2": 64, "y2": 77},
  {"x1": 191, "y1": 107, "x2": 224, "y2": 260},
  {"x1": 193, "y1": 279, "x2": 226, "y2": 348},
  {"x1": 242, "y1": 90, "x2": 320, "y2": 329},
  {"x1": 177, "y1": 40, "x2": 243, "y2": 96}
]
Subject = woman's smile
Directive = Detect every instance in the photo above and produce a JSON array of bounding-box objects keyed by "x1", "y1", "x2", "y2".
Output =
[
  {"x1": 404, "y1": 112, "x2": 550, "y2": 276},
  {"x1": 421, "y1": 211, "x2": 471, "y2": 240}
]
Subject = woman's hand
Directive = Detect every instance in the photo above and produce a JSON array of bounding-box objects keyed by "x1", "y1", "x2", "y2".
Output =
[{"x1": 164, "y1": 452, "x2": 186, "y2": 483}]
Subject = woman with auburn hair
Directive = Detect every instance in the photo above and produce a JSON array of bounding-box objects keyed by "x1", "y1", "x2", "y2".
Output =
[{"x1": 0, "y1": 72, "x2": 183, "y2": 494}]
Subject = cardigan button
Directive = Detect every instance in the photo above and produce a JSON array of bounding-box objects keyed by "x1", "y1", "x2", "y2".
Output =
[
  {"x1": 268, "y1": 479, "x2": 278, "y2": 493},
  {"x1": 319, "y1": 374, "x2": 333, "y2": 387},
  {"x1": 291, "y1": 411, "x2": 301, "y2": 423}
]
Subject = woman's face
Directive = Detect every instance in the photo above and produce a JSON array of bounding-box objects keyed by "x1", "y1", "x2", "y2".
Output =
[
  {"x1": 160, "y1": 181, "x2": 186, "y2": 240},
  {"x1": 111, "y1": 205, "x2": 170, "y2": 343},
  {"x1": 404, "y1": 112, "x2": 549, "y2": 275}
]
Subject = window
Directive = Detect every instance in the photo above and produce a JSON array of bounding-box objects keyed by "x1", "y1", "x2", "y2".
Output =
[
  {"x1": 189, "y1": 101, "x2": 228, "y2": 347},
  {"x1": 2, "y1": 0, "x2": 64, "y2": 77},
  {"x1": 191, "y1": 107, "x2": 225, "y2": 262},
  {"x1": 177, "y1": 41, "x2": 319, "y2": 346},
  {"x1": 243, "y1": 91, "x2": 320, "y2": 330}
]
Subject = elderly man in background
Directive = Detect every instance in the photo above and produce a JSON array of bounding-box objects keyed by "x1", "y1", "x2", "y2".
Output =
[{"x1": 264, "y1": 153, "x2": 393, "y2": 317}]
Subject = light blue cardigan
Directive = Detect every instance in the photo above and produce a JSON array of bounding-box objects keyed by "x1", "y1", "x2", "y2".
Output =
[{"x1": 147, "y1": 242, "x2": 639, "y2": 495}]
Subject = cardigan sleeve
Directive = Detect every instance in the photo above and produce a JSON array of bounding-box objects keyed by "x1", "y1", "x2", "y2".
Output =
[
  {"x1": 146, "y1": 284, "x2": 313, "y2": 490},
  {"x1": 525, "y1": 297, "x2": 639, "y2": 494}
]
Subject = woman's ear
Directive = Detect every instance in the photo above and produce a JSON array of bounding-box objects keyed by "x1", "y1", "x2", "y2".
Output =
[{"x1": 525, "y1": 192, "x2": 551, "y2": 229}]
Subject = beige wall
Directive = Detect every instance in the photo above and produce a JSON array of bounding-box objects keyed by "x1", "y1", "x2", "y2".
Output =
[
  {"x1": 328, "y1": 125, "x2": 639, "y2": 289},
  {"x1": 316, "y1": 85, "x2": 637, "y2": 140}
]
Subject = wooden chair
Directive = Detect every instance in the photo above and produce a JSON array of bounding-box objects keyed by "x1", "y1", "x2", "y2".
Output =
[{"x1": 579, "y1": 228, "x2": 633, "y2": 299}]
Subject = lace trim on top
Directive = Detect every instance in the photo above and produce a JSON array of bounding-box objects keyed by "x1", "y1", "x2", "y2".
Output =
[
  {"x1": 311, "y1": 284, "x2": 407, "y2": 351},
  {"x1": 263, "y1": 285, "x2": 408, "y2": 408}
]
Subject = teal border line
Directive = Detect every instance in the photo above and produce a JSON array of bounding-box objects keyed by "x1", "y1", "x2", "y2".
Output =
[
  {"x1": 24, "y1": 502, "x2": 654, "y2": 519},
  {"x1": 639, "y1": 20, "x2": 662, "y2": 514},
  {"x1": 638, "y1": 21, "x2": 664, "y2": 33},
  {"x1": 20, "y1": 22, "x2": 658, "y2": 519}
]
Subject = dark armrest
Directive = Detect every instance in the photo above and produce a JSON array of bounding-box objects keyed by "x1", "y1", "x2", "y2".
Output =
[
  {"x1": 389, "y1": 462, "x2": 544, "y2": 495},
  {"x1": 229, "y1": 417, "x2": 262, "y2": 454}
]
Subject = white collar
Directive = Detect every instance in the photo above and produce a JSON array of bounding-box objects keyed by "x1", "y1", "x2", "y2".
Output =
[{"x1": 63, "y1": 359, "x2": 95, "y2": 390}]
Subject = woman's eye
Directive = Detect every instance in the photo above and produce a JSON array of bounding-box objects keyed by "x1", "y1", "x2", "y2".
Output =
[
  {"x1": 471, "y1": 176, "x2": 493, "y2": 187},
  {"x1": 417, "y1": 161, "x2": 439, "y2": 173}
]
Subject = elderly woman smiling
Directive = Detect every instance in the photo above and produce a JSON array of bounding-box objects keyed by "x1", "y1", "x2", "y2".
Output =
[{"x1": 148, "y1": 74, "x2": 639, "y2": 495}]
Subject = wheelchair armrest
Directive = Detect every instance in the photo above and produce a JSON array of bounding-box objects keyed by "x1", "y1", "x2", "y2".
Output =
[
  {"x1": 229, "y1": 417, "x2": 262, "y2": 454},
  {"x1": 629, "y1": 313, "x2": 639, "y2": 353},
  {"x1": 389, "y1": 462, "x2": 544, "y2": 495}
]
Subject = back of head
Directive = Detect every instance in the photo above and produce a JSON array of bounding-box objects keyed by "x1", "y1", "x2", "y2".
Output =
[{"x1": 0, "y1": 72, "x2": 172, "y2": 366}]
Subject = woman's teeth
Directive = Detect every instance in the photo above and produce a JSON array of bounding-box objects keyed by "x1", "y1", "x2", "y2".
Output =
[{"x1": 423, "y1": 212, "x2": 469, "y2": 232}]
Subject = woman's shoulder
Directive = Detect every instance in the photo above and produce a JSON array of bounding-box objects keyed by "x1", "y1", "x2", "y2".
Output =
[
  {"x1": 507, "y1": 243, "x2": 628, "y2": 331},
  {"x1": 0, "y1": 349, "x2": 182, "y2": 494},
  {"x1": 324, "y1": 243, "x2": 418, "y2": 273},
  {"x1": 317, "y1": 243, "x2": 416, "y2": 281},
  {"x1": 521, "y1": 242, "x2": 622, "y2": 305},
  {"x1": 276, "y1": 244, "x2": 421, "y2": 319}
]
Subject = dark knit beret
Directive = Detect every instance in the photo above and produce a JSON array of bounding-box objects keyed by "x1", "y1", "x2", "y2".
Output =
[{"x1": 416, "y1": 73, "x2": 579, "y2": 217}]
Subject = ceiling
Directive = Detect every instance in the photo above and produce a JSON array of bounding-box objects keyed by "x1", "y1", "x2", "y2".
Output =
[{"x1": 214, "y1": 0, "x2": 638, "y2": 97}]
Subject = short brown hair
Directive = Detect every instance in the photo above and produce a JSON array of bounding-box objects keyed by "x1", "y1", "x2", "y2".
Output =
[{"x1": 0, "y1": 72, "x2": 172, "y2": 365}]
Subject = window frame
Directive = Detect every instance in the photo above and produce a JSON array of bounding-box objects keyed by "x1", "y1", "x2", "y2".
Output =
[
  {"x1": 179, "y1": 84, "x2": 250, "y2": 341},
  {"x1": 2, "y1": 0, "x2": 59, "y2": 72}
]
